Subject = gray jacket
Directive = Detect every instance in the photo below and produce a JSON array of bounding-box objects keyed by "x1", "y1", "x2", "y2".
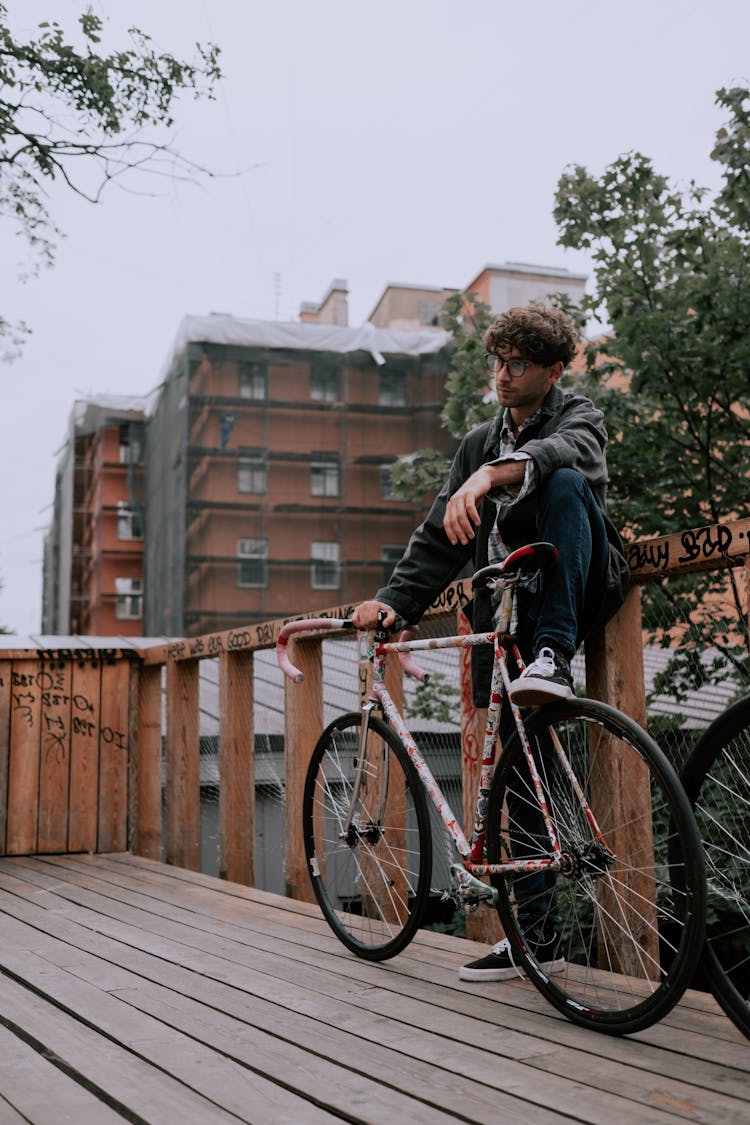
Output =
[{"x1": 376, "y1": 384, "x2": 629, "y2": 693}]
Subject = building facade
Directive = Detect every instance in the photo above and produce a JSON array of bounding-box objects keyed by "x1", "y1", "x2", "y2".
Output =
[
  {"x1": 144, "y1": 317, "x2": 453, "y2": 635},
  {"x1": 42, "y1": 399, "x2": 147, "y2": 636}
]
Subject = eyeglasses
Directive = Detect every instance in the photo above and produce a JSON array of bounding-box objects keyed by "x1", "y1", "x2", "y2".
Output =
[{"x1": 484, "y1": 354, "x2": 532, "y2": 378}]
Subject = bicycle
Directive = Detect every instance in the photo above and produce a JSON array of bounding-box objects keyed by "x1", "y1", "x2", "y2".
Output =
[
  {"x1": 680, "y1": 696, "x2": 750, "y2": 1039},
  {"x1": 277, "y1": 541, "x2": 706, "y2": 1035}
]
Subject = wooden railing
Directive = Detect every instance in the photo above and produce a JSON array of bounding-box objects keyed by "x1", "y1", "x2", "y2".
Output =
[{"x1": 1, "y1": 517, "x2": 749, "y2": 941}]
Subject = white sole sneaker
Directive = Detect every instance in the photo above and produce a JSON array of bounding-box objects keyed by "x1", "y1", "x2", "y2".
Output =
[
  {"x1": 459, "y1": 954, "x2": 565, "y2": 982},
  {"x1": 507, "y1": 677, "x2": 573, "y2": 707}
]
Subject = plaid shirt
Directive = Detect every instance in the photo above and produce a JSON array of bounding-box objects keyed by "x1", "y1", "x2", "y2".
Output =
[{"x1": 486, "y1": 405, "x2": 541, "y2": 566}]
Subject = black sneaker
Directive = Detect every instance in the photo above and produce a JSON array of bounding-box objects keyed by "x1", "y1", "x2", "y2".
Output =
[
  {"x1": 507, "y1": 646, "x2": 574, "y2": 707},
  {"x1": 459, "y1": 932, "x2": 564, "y2": 982}
]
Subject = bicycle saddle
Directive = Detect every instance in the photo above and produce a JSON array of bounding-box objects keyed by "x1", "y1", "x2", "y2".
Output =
[{"x1": 472, "y1": 541, "x2": 558, "y2": 589}]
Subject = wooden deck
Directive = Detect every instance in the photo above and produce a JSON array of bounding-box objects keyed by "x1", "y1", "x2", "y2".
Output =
[{"x1": 0, "y1": 856, "x2": 747, "y2": 1125}]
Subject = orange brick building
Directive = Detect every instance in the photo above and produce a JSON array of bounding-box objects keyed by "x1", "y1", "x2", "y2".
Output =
[
  {"x1": 144, "y1": 315, "x2": 453, "y2": 634},
  {"x1": 43, "y1": 399, "x2": 147, "y2": 635}
]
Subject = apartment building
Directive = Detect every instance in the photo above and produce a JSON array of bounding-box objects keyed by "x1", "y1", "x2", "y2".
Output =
[
  {"x1": 144, "y1": 313, "x2": 453, "y2": 635},
  {"x1": 42, "y1": 398, "x2": 147, "y2": 635}
]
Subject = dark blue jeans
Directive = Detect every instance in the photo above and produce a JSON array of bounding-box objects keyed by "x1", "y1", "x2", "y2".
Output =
[{"x1": 498, "y1": 468, "x2": 609, "y2": 933}]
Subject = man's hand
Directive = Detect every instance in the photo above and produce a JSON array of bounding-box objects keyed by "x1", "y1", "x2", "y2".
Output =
[
  {"x1": 351, "y1": 600, "x2": 397, "y2": 629},
  {"x1": 443, "y1": 462, "x2": 525, "y2": 545}
]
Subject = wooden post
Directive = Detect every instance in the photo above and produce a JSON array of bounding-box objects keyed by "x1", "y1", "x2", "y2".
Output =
[
  {"x1": 284, "y1": 635, "x2": 322, "y2": 903},
  {"x1": 458, "y1": 608, "x2": 502, "y2": 945},
  {"x1": 165, "y1": 658, "x2": 201, "y2": 870},
  {"x1": 134, "y1": 663, "x2": 163, "y2": 860},
  {"x1": 68, "y1": 659, "x2": 102, "y2": 853},
  {"x1": 97, "y1": 659, "x2": 131, "y2": 853},
  {"x1": 6, "y1": 658, "x2": 42, "y2": 855},
  {"x1": 38, "y1": 659, "x2": 72, "y2": 853},
  {"x1": 584, "y1": 586, "x2": 658, "y2": 975},
  {"x1": 586, "y1": 585, "x2": 648, "y2": 725},
  {"x1": 218, "y1": 650, "x2": 255, "y2": 885},
  {"x1": 0, "y1": 660, "x2": 11, "y2": 855}
]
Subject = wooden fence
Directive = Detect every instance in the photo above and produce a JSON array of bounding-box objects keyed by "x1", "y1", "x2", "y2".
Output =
[{"x1": 1, "y1": 516, "x2": 749, "y2": 938}]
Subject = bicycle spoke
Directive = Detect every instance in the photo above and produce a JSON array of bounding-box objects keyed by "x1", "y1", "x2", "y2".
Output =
[{"x1": 487, "y1": 698, "x2": 705, "y2": 1034}]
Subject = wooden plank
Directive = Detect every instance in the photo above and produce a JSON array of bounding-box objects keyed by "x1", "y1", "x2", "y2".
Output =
[
  {"x1": 4, "y1": 855, "x2": 750, "y2": 1111},
  {"x1": 284, "y1": 635, "x2": 322, "y2": 903},
  {"x1": 6, "y1": 659, "x2": 42, "y2": 854},
  {"x1": 97, "y1": 659, "x2": 130, "y2": 853},
  {"x1": 165, "y1": 658, "x2": 200, "y2": 869},
  {"x1": 68, "y1": 659, "x2": 102, "y2": 852},
  {"x1": 0, "y1": 920, "x2": 467, "y2": 1125},
  {"x1": 37, "y1": 659, "x2": 72, "y2": 852},
  {"x1": 0, "y1": 660, "x2": 11, "y2": 854},
  {"x1": 0, "y1": 970, "x2": 262, "y2": 1124},
  {"x1": 625, "y1": 516, "x2": 750, "y2": 581},
  {"x1": 218, "y1": 650, "x2": 254, "y2": 884},
  {"x1": 12, "y1": 854, "x2": 750, "y2": 1074},
  {"x1": 0, "y1": 1022, "x2": 124, "y2": 1124},
  {"x1": 134, "y1": 663, "x2": 162, "y2": 860},
  {"x1": 1, "y1": 862, "x2": 746, "y2": 1124}
]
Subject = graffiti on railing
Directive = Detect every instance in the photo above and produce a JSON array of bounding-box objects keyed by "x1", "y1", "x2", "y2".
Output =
[
  {"x1": 627, "y1": 519, "x2": 750, "y2": 577},
  {"x1": 166, "y1": 602, "x2": 358, "y2": 661},
  {"x1": 429, "y1": 579, "x2": 471, "y2": 615},
  {"x1": 12, "y1": 689, "x2": 34, "y2": 727}
]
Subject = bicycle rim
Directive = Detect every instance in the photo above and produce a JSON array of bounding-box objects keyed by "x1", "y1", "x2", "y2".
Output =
[
  {"x1": 486, "y1": 698, "x2": 705, "y2": 1034},
  {"x1": 681, "y1": 696, "x2": 750, "y2": 1039},
  {"x1": 303, "y1": 711, "x2": 432, "y2": 960}
]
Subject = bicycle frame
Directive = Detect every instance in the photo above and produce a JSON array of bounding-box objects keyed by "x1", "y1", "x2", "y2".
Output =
[{"x1": 368, "y1": 626, "x2": 565, "y2": 884}]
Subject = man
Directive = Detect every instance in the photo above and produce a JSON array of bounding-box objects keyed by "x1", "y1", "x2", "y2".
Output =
[{"x1": 352, "y1": 304, "x2": 629, "y2": 981}]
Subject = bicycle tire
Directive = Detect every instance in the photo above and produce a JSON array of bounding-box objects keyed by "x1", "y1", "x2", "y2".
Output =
[
  {"x1": 486, "y1": 697, "x2": 706, "y2": 1035},
  {"x1": 681, "y1": 696, "x2": 750, "y2": 1040},
  {"x1": 303, "y1": 711, "x2": 432, "y2": 960}
]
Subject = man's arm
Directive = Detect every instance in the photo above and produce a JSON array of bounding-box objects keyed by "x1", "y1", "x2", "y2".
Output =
[{"x1": 443, "y1": 460, "x2": 526, "y2": 545}]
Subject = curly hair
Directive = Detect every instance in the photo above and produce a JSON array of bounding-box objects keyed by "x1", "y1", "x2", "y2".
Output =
[{"x1": 483, "y1": 305, "x2": 578, "y2": 367}]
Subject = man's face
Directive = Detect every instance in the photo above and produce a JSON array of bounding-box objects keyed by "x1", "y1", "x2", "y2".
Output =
[{"x1": 493, "y1": 347, "x2": 562, "y2": 419}]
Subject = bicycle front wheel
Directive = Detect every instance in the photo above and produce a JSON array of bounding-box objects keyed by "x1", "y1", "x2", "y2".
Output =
[
  {"x1": 486, "y1": 698, "x2": 705, "y2": 1035},
  {"x1": 303, "y1": 711, "x2": 432, "y2": 960},
  {"x1": 681, "y1": 696, "x2": 750, "y2": 1039}
]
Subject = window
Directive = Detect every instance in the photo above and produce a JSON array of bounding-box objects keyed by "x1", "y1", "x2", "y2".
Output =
[
  {"x1": 239, "y1": 360, "x2": 267, "y2": 400},
  {"x1": 238, "y1": 453, "x2": 268, "y2": 494},
  {"x1": 118, "y1": 423, "x2": 143, "y2": 464},
  {"x1": 378, "y1": 369, "x2": 406, "y2": 407},
  {"x1": 380, "y1": 464, "x2": 406, "y2": 500},
  {"x1": 117, "y1": 501, "x2": 143, "y2": 539},
  {"x1": 238, "y1": 538, "x2": 268, "y2": 587},
  {"x1": 311, "y1": 459, "x2": 340, "y2": 497},
  {"x1": 115, "y1": 577, "x2": 142, "y2": 620},
  {"x1": 311, "y1": 541, "x2": 340, "y2": 589},
  {"x1": 418, "y1": 300, "x2": 441, "y2": 327},
  {"x1": 311, "y1": 365, "x2": 338, "y2": 403},
  {"x1": 381, "y1": 545, "x2": 405, "y2": 585}
]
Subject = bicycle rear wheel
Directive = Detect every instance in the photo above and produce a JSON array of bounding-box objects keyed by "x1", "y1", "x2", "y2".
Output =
[
  {"x1": 486, "y1": 698, "x2": 705, "y2": 1035},
  {"x1": 303, "y1": 711, "x2": 432, "y2": 960},
  {"x1": 681, "y1": 697, "x2": 750, "y2": 1039}
]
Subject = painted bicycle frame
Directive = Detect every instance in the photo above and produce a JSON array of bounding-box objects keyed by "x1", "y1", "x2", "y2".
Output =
[{"x1": 277, "y1": 593, "x2": 609, "y2": 892}]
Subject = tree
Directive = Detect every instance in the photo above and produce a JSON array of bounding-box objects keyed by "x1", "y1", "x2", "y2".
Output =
[
  {"x1": 0, "y1": 4, "x2": 221, "y2": 358},
  {"x1": 553, "y1": 85, "x2": 750, "y2": 694}
]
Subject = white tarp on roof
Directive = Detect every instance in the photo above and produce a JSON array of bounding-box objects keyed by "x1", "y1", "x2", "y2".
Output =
[
  {"x1": 72, "y1": 394, "x2": 155, "y2": 434},
  {"x1": 167, "y1": 314, "x2": 452, "y2": 370}
]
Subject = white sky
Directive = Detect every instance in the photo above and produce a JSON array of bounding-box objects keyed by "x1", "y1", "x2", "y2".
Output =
[{"x1": 0, "y1": 0, "x2": 748, "y2": 634}]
